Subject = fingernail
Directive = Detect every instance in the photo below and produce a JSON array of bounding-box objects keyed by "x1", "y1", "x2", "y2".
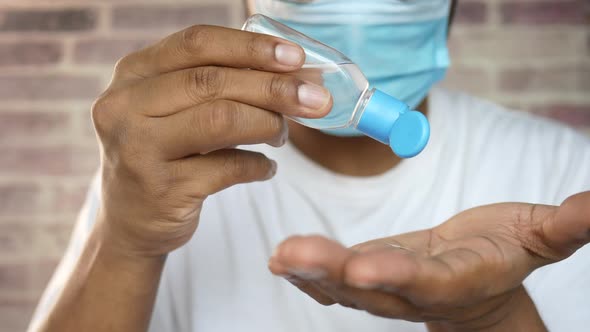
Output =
[
  {"x1": 287, "y1": 268, "x2": 327, "y2": 281},
  {"x1": 298, "y1": 83, "x2": 331, "y2": 110},
  {"x1": 266, "y1": 160, "x2": 278, "y2": 179},
  {"x1": 275, "y1": 44, "x2": 304, "y2": 67}
]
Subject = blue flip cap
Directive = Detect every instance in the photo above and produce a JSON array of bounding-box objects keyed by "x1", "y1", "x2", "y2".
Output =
[{"x1": 356, "y1": 89, "x2": 430, "y2": 158}]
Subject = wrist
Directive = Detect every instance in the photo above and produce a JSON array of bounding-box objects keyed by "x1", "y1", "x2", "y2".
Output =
[
  {"x1": 40, "y1": 213, "x2": 167, "y2": 332},
  {"x1": 427, "y1": 286, "x2": 547, "y2": 332},
  {"x1": 94, "y1": 210, "x2": 168, "y2": 263}
]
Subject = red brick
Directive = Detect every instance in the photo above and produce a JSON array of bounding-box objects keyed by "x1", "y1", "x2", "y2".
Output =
[
  {"x1": 74, "y1": 38, "x2": 156, "y2": 64},
  {"x1": 503, "y1": 102, "x2": 528, "y2": 113},
  {"x1": 440, "y1": 66, "x2": 491, "y2": 95},
  {"x1": 31, "y1": 258, "x2": 60, "y2": 293},
  {"x1": 500, "y1": 1, "x2": 587, "y2": 25},
  {"x1": 0, "y1": 147, "x2": 70, "y2": 175},
  {"x1": 0, "y1": 8, "x2": 98, "y2": 32},
  {"x1": 0, "y1": 263, "x2": 29, "y2": 293},
  {"x1": 0, "y1": 298, "x2": 36, "y2": 332},
  {"x1": 0, "y1": 146, "x2": 98, "y2": 176},
  {"x1": 0, "y1": 75, "x2": 102, "y2": 101},
  {"x1": 71, "y1": 145, "x2": 100, "y2": 176},
  {"x1": 78, "y1": 110, "x2": 97, "y2": 140},
  {"x1": 448, "y1": 30, "x2": 586, "y2": 61},
  {"x1": 51, "y1": 183, "x2": 90, "y2": 215},
  {"x1": 0, "y1": 41, "x2": 63, "y2": 67},
  {"x1": 0, "y1": 111, "x2": 71, "y2": 145},
  {"x1": 538, "y1": 104, "x2": 590, "y2": 128},
  {"x1": 0, "y1": 224, "x2": 33, "y2": 253},
  {"x1": 0, "y1": 184, "x2": 42, "y2": 217},
  {"x1": 453, "y1": 2, "x2": 488, "y2": 24},
  {"x1": 112, "y1": 4, "x2": 230, "y2": 30},
  {"x1": 34, "y1": 224, "x2": 74, "y2": 258},
  {"x1": 499, "y1": 66, "x2": 590, "y2": 93}
]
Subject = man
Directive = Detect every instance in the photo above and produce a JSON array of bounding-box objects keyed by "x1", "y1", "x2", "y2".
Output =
[{"x1": 29, "y1": 0, "x2": 590, "y2": 331}]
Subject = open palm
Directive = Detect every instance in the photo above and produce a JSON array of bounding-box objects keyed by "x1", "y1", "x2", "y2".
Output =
[{"x1": 269, "y1": 192, "x2": 590, "y2": 330}]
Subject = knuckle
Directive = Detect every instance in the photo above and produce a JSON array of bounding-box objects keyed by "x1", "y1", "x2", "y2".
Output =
[
  {"x1": 223, "y1": 150, "x2": 250, "y2": 179},
  {"x1": 92, "y1": 89, "x2": 151, "y2": 165},
  {"x1": 222, "y1": 151, "x2": 269, "y2": 180},
  {"x1": 265, "y1": 74, "x2": 295, "y2": 105},
  {"x1": 91, "y1": 89, "x2": 118, "y2": 134},
  {"x1": 206, "y1": 101, "x2": 241, "y2": 137},
  {"x1": 512, "y1": 204, "x2": 562, "y2": 259},
  {"x1": 113, "y1": 53, "x2": 136, "y2": 78},
  {"x1": 180, "y1": 25, "x2": 214, "y2": 55},
  {"x1": 188, "y1": 66, "x2": 223, "y2": 101},
  {"x1": 263, "y1": 113, "x2": 285, "y2": 139},
  {"x1": 245, "y1": 34, "x2": 267, "y2": 60},
  {"x1": 113, "y1": 56, "x2": 128, "y2": 76}
]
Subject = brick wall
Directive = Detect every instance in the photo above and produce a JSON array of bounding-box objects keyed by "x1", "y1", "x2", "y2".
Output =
[
  {"x1": 444, "y1": 0, "x2": 590, "y2": 132},
  {"x1": 0, "y1": 0, "x2": 588, "y2": 330}
]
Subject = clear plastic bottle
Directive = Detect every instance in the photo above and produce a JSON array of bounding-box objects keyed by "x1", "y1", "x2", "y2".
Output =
[{"x1": 242, "y1": 14, "x2": 430, "y2": 158}]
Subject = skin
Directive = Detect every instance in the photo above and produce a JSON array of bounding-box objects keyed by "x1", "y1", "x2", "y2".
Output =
[
  {"x1": 32, "y1": 1, "x2": 590, "y2": 332},
  {"x1": 269, "y1": 192, "x2": 590, "y2": 331},
  {"x1": 247, "y1": 0, "x2": 406, "y2": 176},
  {"x1": 35, "y1": 25, "x2": 331, "y2": 331}
]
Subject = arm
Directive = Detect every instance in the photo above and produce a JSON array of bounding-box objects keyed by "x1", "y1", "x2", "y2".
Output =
[
  {"x1": 32, "y1": 24, "x2": 330, "y2": 332},
  {"x1": 38, "y1": 219, "x2": 165, "y2": 331}
]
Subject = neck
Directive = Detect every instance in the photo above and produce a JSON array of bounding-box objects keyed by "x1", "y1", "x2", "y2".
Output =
[{"x1": 288, "y1": 98, "x2": 428, "y2": 177}]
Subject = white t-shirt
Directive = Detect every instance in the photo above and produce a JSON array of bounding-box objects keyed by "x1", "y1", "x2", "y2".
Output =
[{"x1": 30, "y1": 88, "x2": 590, "y2": 332}]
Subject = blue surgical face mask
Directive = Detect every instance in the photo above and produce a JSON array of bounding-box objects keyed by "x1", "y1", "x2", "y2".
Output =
[{"x1": 254, "y1": 0, "x2": 451, "y2": 137}]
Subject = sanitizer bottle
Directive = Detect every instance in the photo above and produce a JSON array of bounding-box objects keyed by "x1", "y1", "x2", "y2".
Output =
[{"x1": 242, "y1": 14, "x2": 430, "y2": 158}]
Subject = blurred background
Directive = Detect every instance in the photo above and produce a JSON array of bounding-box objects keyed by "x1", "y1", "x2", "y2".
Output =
[{"x1": 0, "y1": 0, "x2": 588, "y2": 330}]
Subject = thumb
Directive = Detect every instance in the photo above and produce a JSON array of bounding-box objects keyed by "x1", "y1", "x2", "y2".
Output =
[{"x1": 543, "y1": 191, "x2": 590, "y2": 257}]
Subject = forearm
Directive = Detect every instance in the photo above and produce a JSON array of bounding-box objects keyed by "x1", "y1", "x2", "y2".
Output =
[
  {"x1": 426, "y1": 286, "x2": 547, "y2": 332},
  {"x1": 37, "y1": 218, "x2": 166, "y2": 332}
]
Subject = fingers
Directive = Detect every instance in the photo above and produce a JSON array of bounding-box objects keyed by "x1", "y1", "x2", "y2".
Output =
[
  {"x1": 268, "y1": 236, "x2": 339, "y2": 306},
  {"x1": 283, "y1": 277, "x2": 337, "y2": 306},
  {"x1": 268, "y1": 235, "x2": 352, "y2": 305},
  {"x1": 270, "y1": 235, "x2": 354, "y2": 282},
  {"x1": 122, "y1": 66, "x2": 332, "y2": 118},
  {"x1": 114, "y1": 25, "x2": 305, "y2": 80},
  {"x1": 343, "y1": 247, "x2": 500, "y2": 308},
  {"x1": 151, "y1": 100, "x2": 288, "y2": 159},
  {"x1": 269, "y1": 235, "x2": 420, "y2": 319},
  {"x1": 544, "y1": 191, "x2": 590, "y2": 257},
  {"x1": 319, "y1": 286, "x2": 421, "y2": 321},
  {"x1": 344, "y1": 249, "x2": 419, "y2": 291},
  {"x1": 173, "y1": 149, "x2": 277, "y2": 197}
]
